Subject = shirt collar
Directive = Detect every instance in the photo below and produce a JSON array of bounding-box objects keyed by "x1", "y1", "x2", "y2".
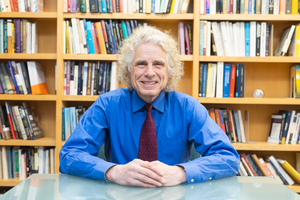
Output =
[{"x1": 132, "y1": 89, "x2": 165, "y2": 113}]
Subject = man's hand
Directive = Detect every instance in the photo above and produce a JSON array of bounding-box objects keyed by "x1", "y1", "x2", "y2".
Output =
[
  {"x1": 105, "y1": 159, "x2": 165, "y2": 187},
  {"x1": 149, "y1": 161, "x2": 187, "y2": 186}
]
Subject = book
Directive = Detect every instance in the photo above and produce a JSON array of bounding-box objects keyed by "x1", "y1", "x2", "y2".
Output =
[
  {"x1": 277, "y1": 158, "x2": 300, "y2": 183},
  {"x1": 268, "y1": 155, "x2": 294, "y2": 185},
  {"x1": 275, "y1": 25, "x2": 296, "y2": 56},
  {"x1": 267, "y1": 114, "x2": 282, "y2": 144},
  {"x1": 27, "y1": 61, "x2": 48, "y2": 95}
]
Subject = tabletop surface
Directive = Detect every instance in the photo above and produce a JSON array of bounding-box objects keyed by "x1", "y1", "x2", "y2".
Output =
[{"x1": 0, "y1": 174, "x2": 299, "y2": 200}]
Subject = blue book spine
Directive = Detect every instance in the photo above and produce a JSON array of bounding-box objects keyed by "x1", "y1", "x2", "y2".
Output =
[
  {"x1": 11, "y1": 149, "x2": 15, "y2": 178},
  {"x1": 6, "y1": 147, "x2": 12, "y2": 179},
  {"x1": 269, "y1": 160, "x2": 288, "y2": 185},
  {"x1": 83, "y1": 19, "x2": 89, "y2": 54},
  {"x1": 105, "y1": 22, "x2": 114, "y2": 54},
  {"x1": 199, "y1": 21, "x2": 204, "y2": 56},
  {"x1": 248, "y1": 0, "x2": 252, "y2": 14},
  {"x1": 78, "y1": 63, "x2": 82, "y2": 95},
  {"x1": 202, "y1": 63, "x2": 208, "y2": 97},
  {"x1": 126, "y1": 21, "x2": 132, "y2": 37},
  {"x1": 235, "y1": 64, "x2": 240, "y2": 97},
  {"x1": 65, "y1": 107, "x2": 71, "y2": 138},
  {"x1": 109, "y1": 0, "x2": 113, "y2": 12},
  {"x1": 206, "y1": 0, "x2": 210, "y2": 14},
  {"x1": 245, "y1": 23, "x2": 250, "y2": 57},
  {"x1": 223, "y1": 64, "x2": 231, "y2": 97},
  {"x1": 70, "y1": 107, "x2": 76, "y2": 134},
  {"x1": 151, "y1": 0, "x2": 155, "y2": 13},
  {"x1": 102, "y1": 62, "x2": 107, "y2": 93},
  {"x1": 234, "y1": 111, "x2": 241, "y2": 142},
  {"x1": 253, "y1": 0, "x2": 256, "y2": 13},
  {"x1": 109, "y1": 20, "x2": 118, "y2": 54},
  {"x1": 62, "y1": 107, "x2": 65, "y2": 141},
  {"x1": 86, "y1": 21, "x2": 95, "y2": 54},
  {"x1": 121, "y1": 21, "x2": 128, "y2": 39},
  {"x1": 7, "y1": 61, "x2": 20, "y2": 94},
  {"x1": 101, "y1": 0, "x2": 107, "y2": 13}
]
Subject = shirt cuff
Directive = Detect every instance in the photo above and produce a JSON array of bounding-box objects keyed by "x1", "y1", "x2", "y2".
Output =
[
  {"x1": 177, "y1": 161, "x2": 202, "y2": 183},
  {"x1": 92, "y1": 159, "x2": 116, "y2": 182}
]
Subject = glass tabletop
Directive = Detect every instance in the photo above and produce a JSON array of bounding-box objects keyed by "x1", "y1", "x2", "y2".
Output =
[{"x1": 1, "y1": 174, "x2": 299, "y2": 200}]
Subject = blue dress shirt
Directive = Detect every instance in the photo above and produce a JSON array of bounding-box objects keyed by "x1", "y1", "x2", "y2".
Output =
[{"x1": 59, "y1": 88, "x2": 240, "y2": 183}]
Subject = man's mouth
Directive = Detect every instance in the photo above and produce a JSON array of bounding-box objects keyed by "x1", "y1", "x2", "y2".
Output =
[{"x1": 141, "y1": 81, "x2": 157, "y2": 85}]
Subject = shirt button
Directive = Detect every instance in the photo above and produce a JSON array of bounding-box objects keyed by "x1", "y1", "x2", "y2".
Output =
[
  {"x1": 191, "y1": 179, "x2": 194, "y2": 182},
  {"x1": 209, "y1": 177, "x2": 212, "y2": 180}
]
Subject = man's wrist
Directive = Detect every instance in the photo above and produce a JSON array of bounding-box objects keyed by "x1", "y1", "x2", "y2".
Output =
[
  {"x1": 105, "y1": 165, "x2": 117, "y2": 182},
  {"x1": 176, "y1": 165, "x2": 187, "y2": 183}
]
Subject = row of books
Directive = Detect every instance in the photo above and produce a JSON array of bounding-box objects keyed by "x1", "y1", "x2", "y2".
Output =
[
  {"x1": 0, "y1": 19, "x2": 38, "y2": 54},
  {"x1": 268, "y1": 110, "x2": 300, "y2": 145},
  {"x1": 200, "y1": 0, "x2": 300, "y2": 15},
  {"x1": 62, "y1": 106, "x2": 88, "y2": 141},
  {"x1": 0, "y1": 102, "x2": 44, "y2": 140},
  {"x1": 0, "y1": 0, "x2": 43, "y2": 12},
  {"x1": 237, "y1": 153, "x2": 300, "y2": 185},
  {"x1": 0, "y1": 146, "x2": 56, "y2": 181},
  {"x1": 200, "y1": 21, "x2": 273, "y2": 57},
  {"x1": 64, "y1": 61, "x2": 117, "y2": 95},
  {"x1": 208, "y1": 108, "x2": 247, "y2": 143},
  {"x1": 178, "y1": 22, "x2": 193, "y2": 55},
  {"x1": 199, "y1": 63, "x2": 245, "y2": 98},
  {"x1": 64, "y1": 18, "x2": 144, "y2": 54},
  {"x1": 0, "y1": 61, "x2": 48, "y2": 95},
  {"x1": 63, "y1": 0, "x2": 192, "y2": 14}
]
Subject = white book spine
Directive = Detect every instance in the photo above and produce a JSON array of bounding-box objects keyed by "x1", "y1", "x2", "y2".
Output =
[
  {"x1": 282, "y1": 26, "x2": 296, "y2": 56},
  {"x1": 31, "y1": 23, "x2": 36, "y2": 54},
  {"x1": 45, "y1": 150, "x2": 49, "y2": 174},
  {"x1": 143, "y1": 0, "x2": 146, "y2": 12},
  {"x1": 286, "y1": 110, "x2": 296, "y2": 144},
  {"x1": 238, "y1": 110, "x2": 246, "y2": 142},
  {"x1": 18, "y1": 149, "x2": 22, "y2": 179},
  {"x1": 0, "y1": 0, "x2": 6, "y2": 12},
  {"x1": 3, "y1": 0, "x2": 11, "y2": 11},
  {"x1": 82, "y1": 62, "x2": 88, "y2": 96},
  {"x1": 74, "y1": 65, "x2": 78, "y2": 96},
  {"x1": 127, "y1": 0, "x2": 133, "y2": 13},
  {"x1": 206, "y1": 22, "x2": 211, "y2": 56},
  {"x1": 265, "y1": 0, "x2": 269, "y2": 14},
  {"x1": 50, "y1": 148, "x2": 54, "y2": 174},
  {"x1": 250, "y1": 21, "x2": 256, "y2": 57},
  {"x1": 76, "y1": 19, "x2": 84, "y2": 54},
  {"x1": 211, "y1": 22, "x2": 225, "y2": 56},
  {"x1": 71, "y1": 18, "x2": 80, "y2": 54},
  {"x1": 274, "y1": 0, "x2": 279, "y2": 15},
  {"x1": 38, "y1": 147, "x2": 44, "y2": 174},
  {"x1": 220, "y1": 22, "x2": 231, "y2": 56},
  {"x1": 132, "y1": 0, "x2": 136, "y2": 13},
  {"x1": 240, "y1": 22, "x2": 245, "y2": 56},
  {"x1": 203, "y1": 21, "x2": 207, "y2": 56},
  {"x1": 260, "y1": 22, "x2": 266, "y2": 57},
  {"x1": 200, "y1": 0, "x2": 205, "y2": 14},
  {"x1": 177, "y1": 0, "x2": 184, "y2": 13},
  {"x1": 173, "y1": 0, "x2": 180, "y2": 13},
  {"x1": 110, "y1": 62, "x2": 117, "y2": 91},
  {"x1": 210, "y1": 63, "x2": 217, "y2": 97},
  {"x1": 0, "y1": 20, "x2": 3, "y2": 53},
  {"x1": 1, "y1": 147, "x2": 7, "y2": 180},
  {"x1": 291, "y1": 113, "x2": 300, "y2": 144},
  {"x1": 233, "y1": 22, "x2": 240, "y2": 57},
  {"x1": 216, "y1": 62, "x2": 224, "y2": 98},
  {"x1": 26, "y1": 22, "x2": 32, "y2": 54},
  {"x1": 123, "y1": 0, "x2": 128, "y2": 13},
  {"x1": 80, "y1": 20, "x2": 88, "y2": 54},
  {"x1": 261, "y1": 0, "x2": 266, "y2": 14},
  {"x1": 63, "y1": 0, "x2": 68, "y2": 12},
  {"x1": 266, "y1": 163, "x2": 283, "y2": 183},
  {"x1": 155, "y1": 0, "x2": 160, "y2": 13},
  {"x1": 270, "y1": 156, "x2": 294, "y2": 185},
  {"x1": 91, "y1": 63, "x2": 95, "y2": 96},
  {"x1": 16, "y1": 63, "x2": 28, "y2": 94},
  {"x1": 233, "y1": 0, "x2": 237, "y2": 14},
  {"x1": 164, "y1": 0, "x2": 169, "y2": 13},
  {"x1": 18, "y1": 0, "x2": 25, "y2": 12},
  {"x1": 63, "y1": 21, "x2": 66, "y2": 54},
  {"x1": 228, "y1": 22, "x2": 235, "y2": 56},
  {"x1": 239, "y1": 162, "x2": 248, "y2": 176},
  {"x1": 86, "y1": 0, "x2": 90, "y2": 12}
]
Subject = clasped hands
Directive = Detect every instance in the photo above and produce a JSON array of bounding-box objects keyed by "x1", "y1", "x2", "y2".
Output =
[{"x1": 105, "y1": 159, "x2": 187, "y2": 187}]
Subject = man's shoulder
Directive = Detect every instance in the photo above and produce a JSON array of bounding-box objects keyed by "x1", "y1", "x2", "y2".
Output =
[{"x1": 97, "y1": 88, "x2": 130, "y2": 103}]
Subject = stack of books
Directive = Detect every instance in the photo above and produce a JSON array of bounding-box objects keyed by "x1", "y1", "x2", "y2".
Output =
[{"x1": 0, "y1": 0, "x2": 43, "y2": 12}]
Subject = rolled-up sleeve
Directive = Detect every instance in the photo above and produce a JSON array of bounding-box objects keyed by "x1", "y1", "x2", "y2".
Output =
[
  {"x1": 178, "y1": 101, "x2": 240, "y2": 183},
  {"x1": 59, "y1": 97, "x2": 116, "y2": 181}
]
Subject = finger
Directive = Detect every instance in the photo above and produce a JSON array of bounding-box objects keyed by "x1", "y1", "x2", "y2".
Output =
[
  {"x1": 134, "y1": 170, "x2": 164, "y2": 187},
  {"x1": 130, "y1": 179, "x2": 158, "y2": 188},
  {"x1": 139, "y1": 161, "x2": 165, "y2": 176}
]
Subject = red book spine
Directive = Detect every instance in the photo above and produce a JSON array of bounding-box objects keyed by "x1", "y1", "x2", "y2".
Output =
[
  {"x1": 5, "y1": 103, "x2": 16, "y2": 139},
  {"x1": 101, "y1": 21, "x2": 108, "y2": 43},
  {"x1": 241, "y1": 154, "x2": 258, "y2": 176},
  {"x1": 112, "y1": 0, "x2": 116, "y2": 13},
  {"x1": 91, "y1": 23, "x2": 99, "y2": 54},
  {"x1": 68, "y1": 0, "x2": 71, "y2": 12},
  {"x1": 184, "y1": 26, "x2": 190, "y2": 55},
  {"x1": 119, "y1": 0, "x2": 123, "y2": 13},
  {"x1": 11, "y1": 0, "x2": 19, "y2": 12},
  {"x1": 229, "y1": 64, "x2": 236, "y2": 97}
]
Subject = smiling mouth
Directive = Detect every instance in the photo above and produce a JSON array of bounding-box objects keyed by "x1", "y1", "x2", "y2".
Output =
[{"x1": 141, "y1": 81, "x2": 157, "y2": 85}]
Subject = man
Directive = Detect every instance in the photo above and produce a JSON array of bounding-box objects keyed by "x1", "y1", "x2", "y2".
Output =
[{"x1": 59, "y1": 26, "x2": 240, "y2": 187}]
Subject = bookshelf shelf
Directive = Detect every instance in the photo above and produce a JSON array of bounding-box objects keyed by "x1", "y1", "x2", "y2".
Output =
[
  {"x1": 0, "y1": 179, "x2": 22, "y2": 187},
  {"x1": 0, "y1": 137, "x2": 56, "y2": 146},
  {"x1": 1, "y1": 53, "x2": 57, "y2": 60},
  {"x1": 63, "y1": 54, "x2": 192, "y2": 61},
  {"x1": 287, "y1": 185, "x2": 300, "y2": 193},
  {"x1": 198, "y1": 98, "x2": 300, "y2": 105},
  {"x1": 0, "y1": 12, "x2": 57, "y2": 19},
  {"x1": 199, "y1": 56, "x2": 300, "y2": 63},
  {"x1": 62, "y1": 95, "x2": 98, "y2": 101},
  {"x1": 200, "y1": 14, "x2": 300, "y2": 21},
  {"x1": 63, "y1": 13, "x2": 194, "y2": 20},
  {"x1": 0, "y1": 95, "x2": 57, "y2": 101},
  {"x1": 232, "y1": 142, "x2": 300, "y2": 151}
]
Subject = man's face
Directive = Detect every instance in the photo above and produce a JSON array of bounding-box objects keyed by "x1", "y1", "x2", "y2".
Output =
[{"x1": 130, "y1": 43, "x2": 168, "y2": 103}]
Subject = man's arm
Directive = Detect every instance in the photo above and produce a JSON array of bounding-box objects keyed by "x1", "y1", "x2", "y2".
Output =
[{"x1": 178, "y1": 102, "x2": 240, "y2": 183}]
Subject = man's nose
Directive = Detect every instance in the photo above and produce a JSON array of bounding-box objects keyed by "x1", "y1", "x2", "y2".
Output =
[{"x1": 144, "y1": 64, "x2": 155, "y2": 76}]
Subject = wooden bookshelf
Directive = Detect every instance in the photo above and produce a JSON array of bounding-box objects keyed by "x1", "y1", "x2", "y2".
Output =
[
  {"x1": 1, "y1": 0, "x2": 300, "y2": 193},
  {"x1": 0, "y1": 179, "x2": 22, "y2": 187}
]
